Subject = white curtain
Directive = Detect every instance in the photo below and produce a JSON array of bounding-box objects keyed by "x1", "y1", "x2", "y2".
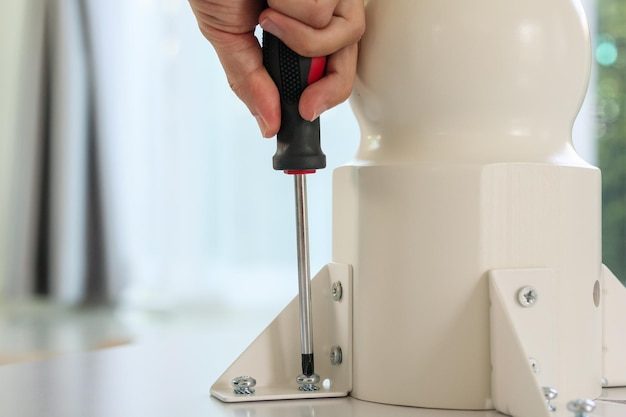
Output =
[
  {"x1": 0, "y1": 0, "x2": 110, "y2": 303},
  {"x1": 0, "y1": 2, "x2": 43, "y2": 299}
]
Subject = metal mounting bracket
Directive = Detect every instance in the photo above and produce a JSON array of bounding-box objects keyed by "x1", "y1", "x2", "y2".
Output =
[
  {"x1": 210, "y1": 262, "x2": 353, "y2": 402},
  {"x1": 489, "y1": 268, "x2": 556, "y2": 417},
  {"x1": 602, "y1": 264, "x2": 626, "y2": 387}
]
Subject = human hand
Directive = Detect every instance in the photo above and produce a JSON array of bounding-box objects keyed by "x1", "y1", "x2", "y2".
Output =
[{"x1": 188, "y1": 0, "x2": 365, "y2": 138}]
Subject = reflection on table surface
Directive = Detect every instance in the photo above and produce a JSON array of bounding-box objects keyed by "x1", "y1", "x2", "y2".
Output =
[{"x1": 0, "y1": 329, "x2": 624, "y2": 417}]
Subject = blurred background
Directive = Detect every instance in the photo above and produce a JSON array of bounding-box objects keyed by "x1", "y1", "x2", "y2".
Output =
[
  {"x1": 0, "y1": 0, "x2": 359, "y2": 363},
  {"x1": 0, "y1": 0, "x2": 622, "y2": 364}
]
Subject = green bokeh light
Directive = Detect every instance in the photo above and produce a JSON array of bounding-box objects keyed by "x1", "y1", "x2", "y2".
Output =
[{"x1": 596, "y1": 35, "x2": 618, "y2": 66}]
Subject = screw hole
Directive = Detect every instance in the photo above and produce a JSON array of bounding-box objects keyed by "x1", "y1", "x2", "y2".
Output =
[{"x1": 529, "y1": 357, "x2": 540, "y2": 374}]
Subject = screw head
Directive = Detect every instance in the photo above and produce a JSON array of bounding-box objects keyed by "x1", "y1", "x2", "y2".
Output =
[
  {"x1": 330, "y1": 345, "x2": 343, "y2": 365},
  {"x1": 543, "y1": 386, "x2": 558, "y2": 400},
  {"x1": 518, "y1": 286, "x2": 538, "y2": 307},
  {"x1": 543, "y1": 387, "x2": 558, "y2": 412},
  {"x1": 296, "y1": 373, "x2": 320, "y2": 385},
  {"x1": 297, "y1": 373, "x2": 320, "y2": 391},
  {"x1": 232, "y1": 376, "x2": 256, "y2": 395},
  {"x1": 332, "y1": 281, "x2": 343, "y2": 302},
  {"x1": 567, "y1": 399, "x2": 596, "y2": 416}
]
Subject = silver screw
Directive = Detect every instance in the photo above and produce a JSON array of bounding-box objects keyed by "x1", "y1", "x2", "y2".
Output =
[
  {"x1": 297, "y1": 373, "x2": 320, "y2": 391},
  {"x1": 543, "y1": 387, "x2": 558, "y2": 412},
  {"x1": 330, "y1": 346, "x2": 343, "y2": 365},
  {"x1": 567, "y1": 399, "x2": 596, "y2": 417},
  {"x1": 332, "y1": 281, "x2": 343, "y2": 302},
  {"x1": 232, "y1": 375, "x2": 256, "y2": 395},
  {"x1": 518, "y1": 286, "x2": 538, "y2": 307}
]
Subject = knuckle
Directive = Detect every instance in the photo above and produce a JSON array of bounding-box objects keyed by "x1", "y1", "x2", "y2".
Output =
[
  {"x1": 197, "y1": 20, "x2": 215, "y2": 39},
  {"x1": 353, "y1": 19, "x2": 366, "y2": 41},
  {"x1": 227, "y1": 77, "x2": 245, "y2": 99},
  {"x1": 308, "y1": 13, "x2": 333, "y2": 29},
  {"x1": 306, "y1": 0, "x2": 337, "y2": 28}
]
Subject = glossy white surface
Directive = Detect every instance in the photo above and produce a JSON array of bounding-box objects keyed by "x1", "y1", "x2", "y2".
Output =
[
  {"x1": 352, "y1": 0, "x2": 590, "y2": 165},
  {"x1": 0, "y1": 330, "x2": 624, "y2": 417}
]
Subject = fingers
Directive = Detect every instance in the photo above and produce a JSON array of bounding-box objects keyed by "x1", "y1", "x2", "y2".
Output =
[
  {"x1": 267, "y1": 0, "x2": 340, "y2": 29},
  {"x1": 188, "y1": 0, "x2": 365, "y2": 136},
  {"x1": 189, "y1": 0, "x2": 263, "y2": 35},
  {"x1": 222, "y1": 48, "x2": 281, "y2": 138},
  {"x1": 189, "y1": 0, "x2": 281, "y2": 137},
  {"x1": 211, "y1": 32, "x2": 281, "y2": 137},
  {"x1": 260, "y1": 0, "x2": 364, "y2": 121},
  {"x1": 260, "y1": 0, "x2": 365, "y2": 57},
  {"x1": 298, "y1": 42, "x2": 359, "y2": 121}
]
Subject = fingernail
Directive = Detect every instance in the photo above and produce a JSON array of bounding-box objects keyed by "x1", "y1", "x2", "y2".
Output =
[
  {"x1": 310, "y1": 105, "x2": 328, "y2": 122},
  {"x1": 255, "y1": 115, "x2": 270, "y2": 138},
  {"x1": 260, "y1": 18, "x2": 281, "y2": 37}
]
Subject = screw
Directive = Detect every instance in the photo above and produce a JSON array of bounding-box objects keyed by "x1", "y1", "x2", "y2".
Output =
[
  {"x1": 567, "y1": 399, "x2": 596, "y2": 417},
  {"x1": 332, "y1": 281, "x2": 343, "y2": 302},
  {"x1": 330, "y1": 346, "x2": 343, "y2": 365},
  {"x1": 232, "y1": 375, "x2": 256, "y2": 395},
  {"x1": 529, "y1": 357, "x2": 540, "y2": 374},
  {"x1": 601, "y1": 377, "x2": 608, "y2": 387},
  {"x1": 297, "y1": 373, "x2": 320, "y2": 391},
  {"x1": 518, "y1": 286, "x2": 538, "y2": 307},
  {"x1": 543, "y1": 387, "x2": 558, "y2": 412}
]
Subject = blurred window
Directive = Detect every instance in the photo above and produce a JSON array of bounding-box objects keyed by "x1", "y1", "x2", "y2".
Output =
[{"x1": 597, "y1": 0, "x2": 626, "y2": 284}]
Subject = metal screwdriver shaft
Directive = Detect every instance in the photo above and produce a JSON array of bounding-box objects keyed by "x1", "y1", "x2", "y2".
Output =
[{"x1": 294, "y1": 173, "x2": 314, "y2": 376}]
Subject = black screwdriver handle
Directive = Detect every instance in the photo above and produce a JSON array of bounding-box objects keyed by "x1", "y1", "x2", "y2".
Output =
[{"x1": 263, "y1": 31, "x2": 327, "y2": 173}]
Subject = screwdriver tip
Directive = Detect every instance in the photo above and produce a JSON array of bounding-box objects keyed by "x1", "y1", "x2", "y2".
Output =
[{"x1": 302, "y1": 353, "x2": 315, "y2": 377}]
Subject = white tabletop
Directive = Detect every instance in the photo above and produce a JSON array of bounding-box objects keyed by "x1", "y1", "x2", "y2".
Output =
[{"x1": 0, "y1": 330, "x2": 624, "y2": 417}]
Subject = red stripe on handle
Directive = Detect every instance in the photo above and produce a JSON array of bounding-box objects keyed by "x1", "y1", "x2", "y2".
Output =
[
  {"x1": 285, "y1": 170, "x2": 316, "y2": 175},
  {"x1": 307, "y1": 56, "x2": 327, "y2": 85}
]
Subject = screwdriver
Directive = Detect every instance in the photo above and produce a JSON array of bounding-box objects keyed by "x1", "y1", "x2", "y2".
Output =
[{"x1": 262, "y1": 31, "x2": 327, "y2": 379}]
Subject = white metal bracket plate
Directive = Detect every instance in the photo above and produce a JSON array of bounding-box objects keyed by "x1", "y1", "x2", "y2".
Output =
[
  {"x1": 210, "y1": 262, "x2": 353, "y2": 402},
  {"x1": 602, "y1": 264, "x2": 626, "y2": 387},
  {"x1": 489, "y1": 268, "x2": 555, "y2": 417}
]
